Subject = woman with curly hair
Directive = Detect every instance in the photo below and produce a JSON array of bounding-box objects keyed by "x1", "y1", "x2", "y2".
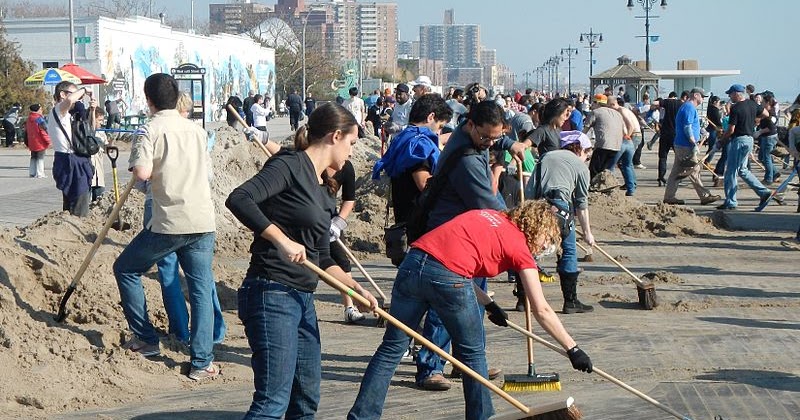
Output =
[{"x1": 347, "y1": 199, "x2": 593, "y2": 420}]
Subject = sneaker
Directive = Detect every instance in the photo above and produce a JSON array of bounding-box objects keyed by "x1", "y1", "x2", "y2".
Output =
[
  {"x1": 344, "y1": 306, "x2": 366, "y2": 323},
  {"x1": 488, "y1": 367, "x2": 502, "y2": 380},
  {"x1": 713, "y1": 177, "x2": 722, "y2": 188},
  {"x1": 700, "y1": 194, "x2": 721, "y2": 205},
  {"x1": 781, "y1": 239, "x2": 800, "y2": 251},
  {"x1": 122, "y1": 337, "x2": 160, "y2": 357},
  {"x1": 716, "y1": 204, "x2": 737, "y2": 210},
  {"x1": 663, "y1": 198, "x2": 685, "y2": 205},
  {"x1": 634, "y1": 164, "x2": 647, "y2": 169},
  {"x1": 420, "y1": 373, "x2": 452, "y2": 391},
  {"x1": 188, "y1": 363, "x2": 220, "y2": 381}
]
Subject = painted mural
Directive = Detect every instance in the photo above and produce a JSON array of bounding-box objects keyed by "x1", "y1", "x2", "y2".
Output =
[
  {"x1": 98, "y1": 20, "x2": 275, "y2": 121},
  {"x1": 333, "y1": 60, "x2": 360, "y2": 100}
]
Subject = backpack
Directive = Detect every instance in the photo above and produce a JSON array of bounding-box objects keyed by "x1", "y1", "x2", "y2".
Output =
[
  {"x1": 405, "y1": 144, "x2": 478, "y2": 243},
  {"x1": 53, "y1": 108, "x2": 101, "y2": 157}
]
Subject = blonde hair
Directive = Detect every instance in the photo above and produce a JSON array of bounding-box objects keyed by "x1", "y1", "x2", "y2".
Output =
[
  {"x1": 176, "y1": 91, "x2": 193, "y2": 114},
  {"x1": 505, "y1": 199, "x2": 562, "y2": 253}
]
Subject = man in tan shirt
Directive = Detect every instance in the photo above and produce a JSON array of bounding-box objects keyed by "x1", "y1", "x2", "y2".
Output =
[{"x1": 113, "y1": 73, "x2": 219, "y2": 381}]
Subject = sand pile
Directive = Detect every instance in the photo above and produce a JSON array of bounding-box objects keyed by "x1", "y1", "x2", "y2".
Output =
[
  {"x1": 0, "y1": 125, "x2": 392, "y2": 417},
  {"x1": 589, "y1": 189, "x2": 718, "y2": 237}
]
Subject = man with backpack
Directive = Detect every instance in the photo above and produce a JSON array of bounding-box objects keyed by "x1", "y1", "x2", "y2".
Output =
[{"x1": 49, "y1": 82, "x2": 96, "y2": 217}]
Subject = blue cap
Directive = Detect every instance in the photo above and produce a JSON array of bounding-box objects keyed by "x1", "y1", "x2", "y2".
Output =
[{"x1": 725, "y1": 84, "x2": 746, "y2": 95}]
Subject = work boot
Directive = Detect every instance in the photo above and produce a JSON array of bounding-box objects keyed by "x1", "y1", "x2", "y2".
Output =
[
  {"x1": 513, "y1": 277, "x2": 525, "y2": 312},
  {"x1": 420, "y1": 373, "x2": 451, "y2": 391},
  {"x1": 560, "y1": 272, "x2": 594, "y2": 314}
]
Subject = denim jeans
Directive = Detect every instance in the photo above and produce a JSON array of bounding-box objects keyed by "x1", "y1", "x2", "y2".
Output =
[
  {"x1": 550, "y1": 198, "x2": 578, "y2": 275},
  {"x1": 705, "y1": 130, "x2": 718, "y2": 163},
  {"x1": 348, "y1": 249, "x2": 492, "y2": 420},
  {"x1": 758, "y1": 135, "x2": 778, "y2": 183},
  {"x1": 238, "y1": 277, "x2": 321, "y2": 419},
  {"x1": 612, "y1": 138, "x2": 637, "y2": 194},
  {"x1": 113, "y1": 229, "x2": 216, "y2": 369},
  {"x1": 416, "y1": 276, "x2": 487, "y2": 386},
  {"x1": 714, "y1": 141, "x2": 728, "y2": 177},
  {"x1": 722, "y1": 135, "x2": 770, "y2": 208},
  {"x1": 143, "y1": 199, "x2": 226, "y2": 343}
]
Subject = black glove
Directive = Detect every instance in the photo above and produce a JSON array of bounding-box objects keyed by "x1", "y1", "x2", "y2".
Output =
[
  {"x1": 567, "y1": 346, "x2": 592, "y2": 373},
  {"x1": 484, "y1": 301, "x2": 508, "y2": 327}
]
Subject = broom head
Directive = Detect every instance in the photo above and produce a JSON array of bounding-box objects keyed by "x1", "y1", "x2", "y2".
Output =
[
  {"x1": 490, "y1": 397, "x2": 582, "y2": 420},
  {"x1": 502, "y1": 372, "x2": 561, "y2": 392},
  {"x1": 636, "y1": 282, "x2": 658, "y2": 310}
]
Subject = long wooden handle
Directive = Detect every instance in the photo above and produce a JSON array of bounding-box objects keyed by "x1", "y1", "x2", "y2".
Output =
[
  {"x1": 335, "y1": 238, "x2": 388, "y2": 301},
  {"x1": 302, "y1": 260, "x2": 531, "y2": 414},
  {"x1": 517, "y1": 159, "x2": 525, "y2": 203},
  {"x1": 523, "y1": 295, "x2": 534, "y2": 368},
  {"x1": 505, "y1": 320, "x2": 691, "y2": 420},
  {"x1": 69, "y1": 178, "x2": 135, "y2": 290},
  {"x1": 227, "y1": 104, "x2": 272, "y2": 158},
  {"x1": 590, "y1": 243, "x2": 646, "y2": 287}
]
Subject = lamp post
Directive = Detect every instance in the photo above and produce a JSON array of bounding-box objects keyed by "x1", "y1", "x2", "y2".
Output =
[
  {"x1": 579, "y1": 28, "x2": 603, "y2": 78},
  {"x1": 550, "y1": 55, "x2": 562, "y2": 96},
  {"x1": 627, "y1": 0, "x2": 667, "y2": 71},
  {"x1": 523, "y1": 71, "x2": 531, "y2": 90},
  {"x1": 300, "y1": 13, "x2": 311, "y2": 102},
  {"x1": 68, "y1": 0, "x2": 75, "y2": 63},
  {"x1": 560, "y1": 45, "x2": 578, "y2": 96}
]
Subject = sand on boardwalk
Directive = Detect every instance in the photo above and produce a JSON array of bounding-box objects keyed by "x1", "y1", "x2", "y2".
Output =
[{"x1": 0, "y1": 123, "x2": 726, "y2": 418}]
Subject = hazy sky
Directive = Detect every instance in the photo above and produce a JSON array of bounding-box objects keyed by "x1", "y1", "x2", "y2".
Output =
[{"x1": 56, "y1": 0, "x2": 800, "y2": 100}]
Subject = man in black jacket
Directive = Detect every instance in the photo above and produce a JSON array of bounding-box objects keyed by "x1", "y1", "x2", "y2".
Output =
[{"x1": 286, "y1": 89, "x2": 303, "y2": 131}]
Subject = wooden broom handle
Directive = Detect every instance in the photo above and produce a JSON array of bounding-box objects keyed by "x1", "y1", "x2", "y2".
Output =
[
  {"x1": 335, "y1": 238, "x2": 388, "y2": 301},
  {"x1": 517, "y1": 159, "x2": 525, "y2": 203},
  {"x1": 302, "y1": 260, "x2": 531, "y2": 414},
  {"x1": 574, "y1": 232, "x2": 646, "y2": 288},
  {"x1": 505, "y1": 320, "x2": 691, "y2": 420},
  {"x1": 227, "y1": 104, "x2": 272, "y2": 158}
]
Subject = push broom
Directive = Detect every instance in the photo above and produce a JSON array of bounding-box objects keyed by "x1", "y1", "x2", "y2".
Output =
[
  {"x1": 504, "y1": 319, "x2": 694, "y2": 420},
  {"x1": 303, "y1": 260, "x2": 582, "y2": 420},
  {"x1": 574, "y1": 239, "x2": 657, "y2": 310},
  {"x1": 502, "y1": 162, "x2": 561, "y2": 392},
  {"x1": 334, "y1": 238, "x2": 391, "y2": 327}
]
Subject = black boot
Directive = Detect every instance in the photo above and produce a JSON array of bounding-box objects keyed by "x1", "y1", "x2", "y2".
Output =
[
  {"x1": 657, "y1": 157, "x2": 668, "y2": 186},
  {"x1": 559, "y1": 272, "x2": 594, "y2": 314},
  {"x1": 513, "y1": 277, "x2": 525, "y2": 312}
]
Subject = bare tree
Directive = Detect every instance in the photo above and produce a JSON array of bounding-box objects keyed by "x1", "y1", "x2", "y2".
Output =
[
  {"x1": 0, "y1": 0, "x2": 67, "y2": 18},
  {"x1": 79, "y1": 0, "x2": 164, "y2": 19}
]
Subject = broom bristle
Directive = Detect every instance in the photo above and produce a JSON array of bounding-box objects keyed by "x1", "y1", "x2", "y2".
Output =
[
  {"x1": 502, "y1": 373, "x2": 561, "y2": 392},
  {"x1": 538, "y1": 272, "x2": 556, "y2": 283},
  {"x1": 636, "y1": 283, "x2": 658, "y2": 310},
  {"x1": 528, "y1": 404, "x2": 582, "y2": 420}
]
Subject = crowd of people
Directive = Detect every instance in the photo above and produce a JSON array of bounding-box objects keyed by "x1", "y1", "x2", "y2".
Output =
[{"x1": 0, "y1": 71, "x2": 797, "y2": 418}]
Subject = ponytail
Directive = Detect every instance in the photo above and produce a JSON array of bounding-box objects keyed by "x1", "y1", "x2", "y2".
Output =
[{"x1": 294, "y1": 125, "x2": 310, "y2": 151}]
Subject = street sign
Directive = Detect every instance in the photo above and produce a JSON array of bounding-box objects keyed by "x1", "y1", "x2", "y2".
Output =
[{"x1": 74, "y1": 36, "x2": 91, "y2": 44}]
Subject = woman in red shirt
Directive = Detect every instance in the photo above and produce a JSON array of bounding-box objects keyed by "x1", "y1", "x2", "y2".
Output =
[
  {"x1": 348, "y1": 199, "x2": 593, "y2": 420},
  {"x1": 25, "y1": 104, "x2": 51, "y2": 178}
]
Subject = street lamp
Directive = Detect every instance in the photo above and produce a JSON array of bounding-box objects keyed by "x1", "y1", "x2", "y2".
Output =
[
  {"x1": 523, "y1": 71, "x2": 531, "y2": 90},
  {"x1": 550, "y1": 55, "x2": 562, "y2": 96},
  {"x1": 560, "y1": 45, "x2": 578, "y2": 96},
  {"x1": 301, "y1": 14, "x2": 310, "y2": 102},
  {"x1": 627, "y1": 0, "x2": 667, "y2": 71},
  {"x1": 579, "y1": 28, "x2": 603, "y2": 78}
]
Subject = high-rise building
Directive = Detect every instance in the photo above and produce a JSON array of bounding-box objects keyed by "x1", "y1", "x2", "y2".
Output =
[
  {"x1": 326, "y1": 0, "x2": 397, "y2": 77},
  {"x1": 419, "y1": 10, "x2": 482, "y2": 86},
  {"x1": 481, "y1": 47, "x2": 497, "y2": 87},
  {"x1": 276, "y1": 0, "x2": 305, "y2": 16},
  {"x1": 397, "y1": 40, "x2": 420, "y2": 59},
  {"x1": 209, "y1": 2, "x2": 272, "y2": 35}
]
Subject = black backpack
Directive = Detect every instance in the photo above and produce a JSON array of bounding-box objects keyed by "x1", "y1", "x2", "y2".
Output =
[{"x1": 53, "y1": 108, "x2": 101, "y2": 157}]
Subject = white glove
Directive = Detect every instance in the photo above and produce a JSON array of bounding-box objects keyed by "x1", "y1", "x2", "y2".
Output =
[
  {"x1": 329, "y1": 216, "x2": 347, "y2": 243},
  {"x1": 243, "y1": 127, "x2": 260, "y2": 141}
]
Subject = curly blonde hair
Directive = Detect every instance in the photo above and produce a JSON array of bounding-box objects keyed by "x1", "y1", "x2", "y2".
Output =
[
  {"x1": 505, "y1": 199, "x2": 562, "y2": 254},
  {"x1": 176, "y1": 91, "x2": 193, "y2": 114}
]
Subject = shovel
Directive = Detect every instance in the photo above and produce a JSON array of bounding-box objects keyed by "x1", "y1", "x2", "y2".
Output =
[
  {"x1": 56, "y1": 178, "x2": 136, "y2": 322},
  {"x1": 106, "y1": 146, "x2": 131, "y2": 231}
]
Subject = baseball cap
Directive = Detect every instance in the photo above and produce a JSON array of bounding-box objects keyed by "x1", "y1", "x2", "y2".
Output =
[
  {"x1": 593, "y1": 94, "x2": 607, "y2": 104},
  {"x1": 559, "y1": 130, "x2": 592, "y2": 150},
  {"x1": 725, "y1": 84, "x2": 746, "y2": 95},
  {"x1": 413, "y1": 75, "x2": 432, "y2": 88},
  {"x1": 690, "y1": 87, "x2": 707, "y2": 97},
  {"x1": 384, "y1": 95, "x2": 396, "y2": 104},
  {"x1": 395, "y1": 83, "x2": 409, "y2": 93}
]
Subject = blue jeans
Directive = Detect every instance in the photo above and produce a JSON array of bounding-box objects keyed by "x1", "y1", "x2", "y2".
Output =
[
  {"x1": 416, "y1": 276, "x2": 487, "y2": 385},
  {"x1": 113, "y1": 229, "x2": 216, "y2": 370},
  {"x1": 143, "y1": 199, "x2": 226, "y2": 343},
  {"x1": 758, "y1": 135, "x2": 778, "y2": 183},
  {"x1": 238, "y1": 277, "x2": 321, "y2": 419},
  {"x1": 349, "y1": 249, "x2": 492, "y2": 420},
  {"x1": 550, "y1": 198, "x2": 578, "y2": 275},
  {"x1": 612, "y1": 138, "x2": 637, "y2": 194},
  {"x1": 722, "y1": 135, "x2": 770, "y2": 208},
  {"x1": 714, "y1": 141, "x2": 728, "y2": 177},
  {"x1": 705, "y1": 130, "x2": 718, "y2": 163}
]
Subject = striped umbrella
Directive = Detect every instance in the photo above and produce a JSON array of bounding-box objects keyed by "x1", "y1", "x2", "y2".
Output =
[{"x1": 24, "y1": 68, "x2": 81, "y2": 88}]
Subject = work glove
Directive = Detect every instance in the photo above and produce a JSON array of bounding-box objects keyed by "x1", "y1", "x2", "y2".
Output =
[
  {"x1": 567, "y1": 346, "x2": 593, "y2": 373},
  {"x1": 329, "y1": 216, "x2": 347, "y2": 243},
  {"x1": 484, "y1": 301, "x2": 508, "y2": 327}
]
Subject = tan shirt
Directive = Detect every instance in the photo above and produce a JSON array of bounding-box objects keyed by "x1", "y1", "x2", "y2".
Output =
[{"x1": 129, "y1": 109, "x2": 215, "y2": 234}]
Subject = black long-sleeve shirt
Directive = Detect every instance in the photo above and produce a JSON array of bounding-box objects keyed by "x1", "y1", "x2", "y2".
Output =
[{"x1": 226, "y1": 151, "x2": 335, "y2": 292}]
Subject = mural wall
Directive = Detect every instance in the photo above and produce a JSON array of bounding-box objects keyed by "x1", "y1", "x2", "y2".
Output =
[{"x1": 98, "y1": 18, "x2": 275, "y2": 120}]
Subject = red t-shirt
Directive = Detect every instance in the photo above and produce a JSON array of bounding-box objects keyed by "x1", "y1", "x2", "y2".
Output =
[{"x1": 412, "y1": 209, "x2": 538, "y2": 278}]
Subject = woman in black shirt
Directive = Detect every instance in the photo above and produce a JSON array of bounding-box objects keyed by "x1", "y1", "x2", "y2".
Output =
[
  {"x1": 755, "y1": 102, "x2": 780, "y2": 184},
  {"x1": 226, "y1": 103, "x2": 378, "y2": 419}
]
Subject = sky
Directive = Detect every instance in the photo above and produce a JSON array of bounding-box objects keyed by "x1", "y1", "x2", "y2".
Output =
[{"x1": 47, "y1": 0, "x2": 800, "y2": 101}]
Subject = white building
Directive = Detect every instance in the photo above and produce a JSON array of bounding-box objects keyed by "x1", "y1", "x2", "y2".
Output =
[{"x1": 4, "y1": 15, "x2": 276, "y2": 120}]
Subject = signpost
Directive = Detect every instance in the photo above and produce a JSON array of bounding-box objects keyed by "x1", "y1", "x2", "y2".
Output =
[
  {"x1": 171, "y1": 63, "x2": 206, "y2": 128},
  {"x1": 74, "y1": 36, "x2": 91, "y2": 44}
]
